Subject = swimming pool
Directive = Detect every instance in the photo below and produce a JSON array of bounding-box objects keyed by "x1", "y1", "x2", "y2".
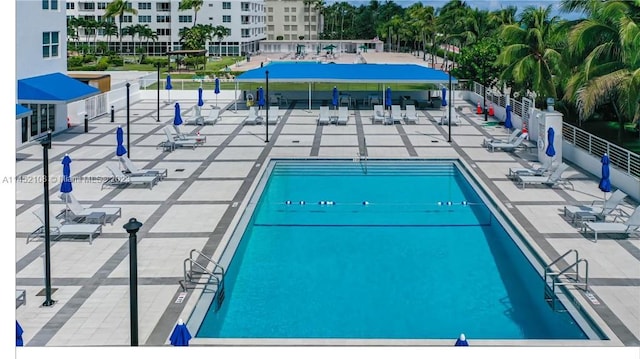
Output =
[{"x1": 189, "y1": 159, "x2": 603, "y2": 341}]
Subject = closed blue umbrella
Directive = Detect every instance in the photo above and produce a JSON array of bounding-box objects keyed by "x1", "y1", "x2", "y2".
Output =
[
  {"x1": 332, "y1": 86, "x2": 339, "y2": 109},
  {"x1": 599, "y1": 153, "x2": 611, "y2": 200},
  {"x1": 505, "y1": 104, "x2": 513, "y2": 132},
  {"x1": 545, "y1": 127, "x2": 556, "y2": 157},
  {"x1": 169, "y1": 320, "x2": 192, "y2": 346},
  {"x1": 16, "y1": 321, "x2": 24, "y2": 347},
  {"x1": 385, "y1": 87, "x2": 392, "y2": 108},
  {"x1": 173, "y1": 102, "x2": 183, "y2": 126},
  {"x1": 197, "y1": 87, "x2": 204, "y2": 107},
  {"x1": 441, "y1": 87, "x2": 447, "y2": 107},
  {"x1": 60, "y1": 154, "x2": 73, "y2": 194},
  {"x1": 257, "y1": 87, "x2": 265, "y2": 107},
  {"x1": 116, "y1": 126, "x2": 127, "y2": 157},
  {"x1": 454, "y1": 333, "x2": 468, "y2": 346},
  {"x1": 214, "y1": 77, "x2": 220, "y2": 107},
  {"x1": 165, "y1": 75, "x2": 173, "y2": 102}
]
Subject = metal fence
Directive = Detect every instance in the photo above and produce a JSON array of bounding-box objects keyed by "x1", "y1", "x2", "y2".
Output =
[
  {"x1": 472, "y1": 82, "x2": 532, "y2": 126},
  {"x1": 563, "y1": 123, "x2": 640, "y2": 178},
  {"x1": 84, "y1": 92, "x2": 108, "y2": 119}
]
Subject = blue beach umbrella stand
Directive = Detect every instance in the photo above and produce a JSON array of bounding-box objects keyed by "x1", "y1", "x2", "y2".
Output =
[
  {"x1": 173, "y1": 102, "x2": 183, "y2": 126},
  {"x1": 197, "y1": 87, "x2": 204, "y2": 107},
  {"x1": 545, "y1": 127, "x2": 556, "y2": 167},
  {"x1": 257, "y1": 87, "x2": 265, "y2": 116},
  {"x1": 165, "y1": 75, "x2": 173, "y2": 103},
  {"x1": 441, "y1": 87, "x2": 448, "y2": 118},
  {"x1": 332, "y1": 86, "x2": 339, "y2": 110},
  {"x1": 214, "y1": 77, "x2": 221, "y2": 108},
  {"x1": 60, "y1": 154, "x2": 73, "y2": 218},
  {"x1": 599, "y1": 153, "x2": 611, "y2": 202},
  {"x1": 169, "y1": 319, "x2": 192, "y2": 346},
  {"x1": 116, "y1": 126, "x2": 127, "y2": 157},
  {"x1": 504, "y1": 104, "x2": 513, "y2": 133}
]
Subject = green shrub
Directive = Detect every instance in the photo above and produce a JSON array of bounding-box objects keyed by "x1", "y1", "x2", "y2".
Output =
[
  {"x1": 108, "y1": 55, "x2": 124, "y2": 66},
  {"x1": 95, "y1": 57, "x2": 109, "y2": 71},
  {"x1": 68, "y1": 56, "x2": 84, "y2": 67}
]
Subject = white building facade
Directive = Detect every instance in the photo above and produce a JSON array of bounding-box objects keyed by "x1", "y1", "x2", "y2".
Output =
[
  {"x1": 264, "y1": 0, "x2": 322, "y2": 41},
  {"x1": 66, "y1": 0, "x2": 266, "y2": 56}
]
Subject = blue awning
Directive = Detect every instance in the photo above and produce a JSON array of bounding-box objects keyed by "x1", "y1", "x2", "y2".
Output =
[
  {"x1": 236, "y1": 63, "x2": 457, "y2": 84},
  {"x1": 18, "y1": 72, "x2": 100, "y2": 103},
  {"x1": 16, "y1": 104, "x2": 32, "y2": 118}
]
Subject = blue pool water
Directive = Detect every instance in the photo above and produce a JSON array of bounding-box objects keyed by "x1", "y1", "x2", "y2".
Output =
[{"x1": 195, "y1": 160, "x2": 590, "y2": 340}]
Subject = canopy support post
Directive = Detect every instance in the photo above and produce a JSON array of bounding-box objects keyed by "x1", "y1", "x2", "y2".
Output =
[
  {"x1": 234, "y1": 81, "x2": 238, "y2": 112},
  {"x1": 308, "y1": 82, "x2": 312, "y2": 112}
]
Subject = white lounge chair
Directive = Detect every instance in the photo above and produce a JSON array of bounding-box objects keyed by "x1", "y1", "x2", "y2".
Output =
[
  {"x1": 564, "y1": 189, "x2": 628, "y2": 224},
  {"x1": 582, "y1": 205, "x2": 640, "y2": 242},
  {"x1": 389, "y1": 105, "x2": 403, "y2": 124},
  {"x1": 119, "y1": 155, "x2": 168, "y2": 180},
  {"x1": 161, "y1": 127, "x2": 198, "y2": 150},
  {"x1": 59, "y1": 193, "x2": 122, "y2": 225},
  {"x1": 508, "y1": 160, "x2": 555, "y2": 178},
  {"x1": 403, "y1": 105, "x2": 419, "y2": 124},
  {"x1": 336, "y1": 106, "x2": 349, "y2": 125},
  {"x1": 488, "y1": 133, "x2": 528, "y2": 152},
  {"x1": 483, "y1": 129, "x2": 522, "y2": 148},
  {"x1": 266, "y1": 106, "x2": 280, "y2": 125},
  {"x1": 102, "y1": 163, "x2": 159, "y2": 190},
  {"x1": 439, "y1": 114, "x2": 462, "y2": 126},
  {"x1": 371, "y1": 105, "x2": 386, "y2": 124},
  {"x1": 168, "y1": 125, "x2": 206, "y2": 144},
  {"x1": 515, "y1": 163, "x2": 571, "y2": 189},
  {"x1": 201, "y1": 107, "x2": 221, "y2": 125},
  {"x1": 243, "y1": 107, "x2": 261, "y2": 125},
  {"x1": 184, "y1": 105, "x2": 204, "y2": 125},
  {"x1": 28, "y1": 206, "x2": 102, "y2": 244},
  {"x1": 318, "y1": 106, "x2": 331, "y2": 125}
]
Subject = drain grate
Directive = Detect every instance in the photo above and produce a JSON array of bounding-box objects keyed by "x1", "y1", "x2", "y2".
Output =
[
  {"x1": 175, "y1": 169, "x2": 185, "y2": 172},
  {"x1": 292, "y1": 140, "x2": 300, "y2": 143}
]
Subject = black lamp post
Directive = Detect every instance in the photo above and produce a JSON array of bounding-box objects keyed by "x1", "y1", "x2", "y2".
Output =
[
  {"x1": 156, "y1": 63, "x2": 160, "y2": 122},
  {"x1": 265, "y1": 70, "x2": 270, "y2": 143},
  {"x1": 448, "y1": 70, "x2": 452, "y2": 143},
  {"x1": 126, "y1": 82, "x2": 131, "y2": 158},
  {"x1": 40, "y1": 129, "x2": 55, "y2": 307},
  {"x1": 123, "y1": 218, "x2": 142, "y2": 346}
]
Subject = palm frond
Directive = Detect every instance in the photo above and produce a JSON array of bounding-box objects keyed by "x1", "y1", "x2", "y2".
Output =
[{"x1": 576, "y1": 70, "x2": 626, "y2": 120}]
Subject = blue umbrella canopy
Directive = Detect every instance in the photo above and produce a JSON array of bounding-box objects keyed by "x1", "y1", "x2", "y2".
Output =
[
  {"x1": 332, "y1": 86, "x2": 339, "y2": 107},
  {"x1": 599, "y1": 153, "x2": 612, "y2": 193},
  {"x1": 116, "y1": 126, "x2": 127, "y2": 157},
  {"x1": 504, "y1": 104, "x2": 513, "y2": 130},
  {"x1": 257, "y1": 87, "x2": 265, "y2": 107},
  {"x1": 165, "y1": 75, "x2": 173, "y2": 90},
  {"x1": 441, "y1": 87, "x2": 447, "y2": 107},
  {"x1": 16, "y1": 320, "x2": 24, "y2": 347},
  {"x1": 60, "y1": 154, "x2": 73, "y2": 194},
  {"x1": 169, "y1": 321, "x2": 192, "y2": 346},
  {"x1": 197, "y1": 87, "x2": 204, "y2": 107},
  {"x1": 385, "y1": 87, "x2": 392, "y2": 107},
  {"x1": 545, "y1": 127, "x2": 556, "y2": 157},
  {"x1": 214, "y1": 78, "x2": 220, "y2": 94},
  {"x1": 173, "y1": 102, "x2": 183, "y2": 126}
]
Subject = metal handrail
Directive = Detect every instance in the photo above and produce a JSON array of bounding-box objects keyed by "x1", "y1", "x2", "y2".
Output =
[
  {"x1": 189, "y1": 249, "x2": 225, "y2": 276},
  {"x1": 545, "y1": 249, "x2": 579, "y2": 273},
  {"x1": 183, "y1": 258, "x2": 220, "y2": 287}
]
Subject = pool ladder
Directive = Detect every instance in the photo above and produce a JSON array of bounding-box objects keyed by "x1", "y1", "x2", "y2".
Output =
[
  {"x1": 544, "y1": 249, "x2": 589, "y2": 312},
  {"x1": 181, "y1": 249, "x2": 226, "y2": 311}
]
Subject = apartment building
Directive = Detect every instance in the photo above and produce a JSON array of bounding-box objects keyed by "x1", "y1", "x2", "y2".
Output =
[
  {"x1": 16, "y1": 0, "x2": 98, "y2": 146},
  {"x1": 264, "y1": 0, "x2": 322, "y2": 41},
  {"x1": 66, "y1": 1, "x2": 266, "y2": 56}
]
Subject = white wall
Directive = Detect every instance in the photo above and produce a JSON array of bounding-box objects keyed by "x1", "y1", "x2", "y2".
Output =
[{"x1": 16, "y1": 0, "x2": 67, "y2": 80}]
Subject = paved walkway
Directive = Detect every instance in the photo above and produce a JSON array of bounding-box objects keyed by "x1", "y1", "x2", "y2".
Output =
[{"x1": 15, "y1": 96, "x2": 640, "y2": 347}]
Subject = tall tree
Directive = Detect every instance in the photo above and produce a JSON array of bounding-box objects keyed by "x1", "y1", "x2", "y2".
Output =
[
  {"x1": 178, "y1": 0, "x2": 204, "y2": 27},
  {"x1": 104, "y1": 0, "x2": 138, "y2": 55},
  {"x1": 212, "y1": 25, "x2": 231, "y2": 57}
]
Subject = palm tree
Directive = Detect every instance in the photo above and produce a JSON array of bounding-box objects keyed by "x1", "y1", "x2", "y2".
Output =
[
  {"x1": 104, "y1": 0, "x2": 138, "y2": 55},
  {"x1": 178, "y1": 0, "x2": 204, "y2": 27},
  {"x1": 496, "y1": 6, "x2": 564, "y2": 104},
  {"x1": 137, "y1": 25, "x2": 156, "y2": 60},
  {"x1": 102, "y1": 20, "x2": 118, "y2": 54},
  {"x1": 562, "y1": 0, "x2": 640, "y2": 140},
  {"x1": 212, "y1": 25, "x2": 231, "y2": 57},
  {"x1": 66, "y1": 17, "x2": 80, "y2": 52},
  {"x1": 122, "y1": 25, "x2": 137, "y2": 55}
]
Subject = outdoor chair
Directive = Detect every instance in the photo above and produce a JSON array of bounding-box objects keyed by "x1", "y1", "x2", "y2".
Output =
[
  {"x1": 488, "y1": 133, "x2": 528, "y2": 152},
  {"x1": 514, "y1": 163, "x2": 572, "y2": 189},
  {"x1": 318, "y1": 106, "x2": 331, "y2": 125},
  {"x1": 102, "y1": 163, "x2": 159, "y2": 190},
  {"x1": 372, "y1": 105, "x2": 385, "y2": 124},
  {"x1": 168, "y1": 125, "x2": 206, "y2": 144},
  {"x1": 438, "y1": 114, "x2": 462, "y2": 126},
  {"x1": 508, "y1": 160, "x2": 555, "y2": 179},
  {"x1": 582, "y1": 205, "x2": 640, "y2": 242},
  {"x1": 162, "y1": 127, "x2": 199, "y2": 150},
  {"x1": 28, "y1": 206, "x2": 102, "y2": 244},
  {"x1": 403, "y1": 105, "x2": 419, "y2": 124},
  {"x1": 202, "y1": 107, "x2": 221, "y2": 125},
  {"x1": 58, "y1": 193, "x2": 122, "y2": 225},
  {"x1": 119, "y1": 155, "x2": 168, "y2": 180},
  {"x1": 243, "y1": 107, "x2": 261, "y2": 125},
  {"x1": 390, "y1": 105, "x2": 403, "y2": 124},
  {"x1": 266, "y1": 106, "x2": 280, "y2": 125},
  {"x1": 336, "y1": 106, "x2": 349, "y2": 125},
  {"x1": 183, "y1": 105, "x2": 204, "y2": 126},
  {"x1": 482, "y1": 129, "x2": 522, "y2": 148},
  {"x1": 564, "y1": 189, "x2": 628, "y2": 224}
]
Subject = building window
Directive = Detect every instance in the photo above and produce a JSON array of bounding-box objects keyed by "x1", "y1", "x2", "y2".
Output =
[
  {"x1": 157, "y1": 15, "x2": 171, "y2": 23},
  {"x1": 284, "y1": 7, "x2": 289, "y2": 12},
  {"x1": 66, "y1": 2, "x2": 74, "y2": 10},
  {"x1": 311, "y1": 16, "x2": 316, "y2": 22},
  {"x1": 268, "y1": 16, "x2": 273, "y2": 22},
  {"x1": 42, "y1": 0, "x2": 58, "y2": 10},
  {"x1": 222, "y1": 15, "x2": 231, "y2": 23},
  {"x1": 139, "y1": 15, "x2": 151, "y2": 23},
  {"x1": 241, "y1": 29, "x2": 250, "y2": 38},
  {"x1": 42, "y1": 31, "x2": 59, "y2": 58},
  {"x1": 222, "y1": 2, "x2": 231, "y2": 9},
  {"x1": 78, "y1": 2, "x2": 95, "y2": 11},
  {"x1": 291, "y1": 16, "x2": 296, "y2": 22},
  {"x1": 284, "y1": 34, "x2": 290, "y2": 40},
  {"x1": 291, "y1": 25, "x2": 297, "y2": 31},
  {"x1": 97, "y1": 2, "x2": 107, "y2": 10},
  {"x1": 267, "y1": 25, "x2": 274, "y2": 32},
  {"x1": 311, "y1": 25, "x2": 316, "y2": 31},
  {"x1": 267, "y1": 7, "x2": 272, "y2": 13},
  {"x1": 138, "y1": 2, "x2": 151, "y2": 10},
  {"x1": 122, "y1": 15, "x2": 133, "y2": 23},
  {"x1": 291, "y1": 7, "x2": 296, "y2": 12},
  {"x1": 157, "y1": 28, "x2": 171, "y2": 36},
  {"x1": 284, "y1": 25, "x2": 290, "y2": 31},
  {"x1": 178, "y1": 15, "x2": 192, "y2": 23},
  {"x1": 157, "y1": 2, "x2": 170, "y2": 11},
  {"x1": 284, "y1": 16, "x2": 289, "y2": 22}
]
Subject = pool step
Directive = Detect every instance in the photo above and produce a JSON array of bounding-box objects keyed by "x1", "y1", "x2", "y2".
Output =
[{"x1": 272, "y1": 163, "x2": 457, "y2": 176}]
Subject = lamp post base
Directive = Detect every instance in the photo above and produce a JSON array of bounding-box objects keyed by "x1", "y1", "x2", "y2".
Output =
[{"x1": 42, "y1": 299, "x2": 56, "y2": 307}]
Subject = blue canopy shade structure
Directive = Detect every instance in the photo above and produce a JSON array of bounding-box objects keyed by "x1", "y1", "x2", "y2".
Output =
[
  {"x1": 545, "y1": 127, "x2": 556, "y2": 157},
  {"x1": 441, "y1": 87, "x2": 447, "y2": 107},
  {"x1": 169, "y1": 320, "x2": 192, "y2": 346},
  {"x1": 236, "y1": 63, "x2": 458, "y2": 84},
  {"x1": 257, "y1": 87, "x2": 265, "y2": 107},
  {"x1": 116, "y1": 126, "x2": 127, "y2": 157},
  {"x1": 60, "y1": 154, "x2": 73, "y2": 194},
  {"x1": 16, "y1": 321, "x2": 24, "y2": 347},
  {"x1": 18, "y1": 73, "x2": 100, "y2": 102},
  {"x1": 505, "y1": 104, "x2": 513, "y2": 130},
  {"x1": 385, "y1": 87, "x2": 392, "y2": 107},
  {"x1": 197, "y1": 87, "x2": 204, "y2": 107},
  {"x1": 16, "y1": 104, "x2": 32, "y2": 118},
  {"x1": 454, "y1": 333, "x2": 468, "y2": 346},
  {"x1": 332, "y1": 86, "x2": 339, "y2": 108},
  {"x1": 599, "y1": 153, "x2": 611, "y2": 194},
  {"x1": 173, "y1": 102, "x2": 183, "y2": 126}
]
